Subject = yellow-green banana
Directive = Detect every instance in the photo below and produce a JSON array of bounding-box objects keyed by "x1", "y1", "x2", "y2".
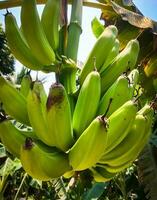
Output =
[
  {"x1": 99, "y1": 114, "x2": 147, "y2": 165},
  {"x1": 0, "y1": 75, "x2": 29, "y2": 125},
  {"x1": 97, "y1": 75, "x2": 132, "y2": 117},
  {"x1": 27, "y1": 81, "x2": 52, "y2": 146},
  {"x1": 41, "y1": 0, "x2": 60, "y2": 51},
  {"x1": 69, "y1": 116, "x2": 108, "y2": 171},
  {"x1": 73, "y1": 71, "x2": 101, "y2": 139},
  {"x1": 0, "y1": 119, "x2": 35, "y2": 158},
  {"x1": 104, "y1": 100, "x2": 137, "y2": 154},
  {"x1": 90, "y1": 166, "x2": 116, "y2": 182},
  {"x1": 99, "y1": 38, "x2": 120, "y2": 74},
  {"x1": 99, "y1": 108, "x2": 153, "y2": 173},
  {"x1": 46, "y1": 83, "x2": 74, "y2": 152},
  {"x1": 5, "y1": 12, "x2": 49, "y2": 71},
  {"x1": 21, "y1": 0, "x2": 56, "y2": 65},
  {"x1": 20, "y1": 138, "x2": 72, "y2": 181},
  {"x1": 100, "y1": 39, "x2": 139, "y2": 95},
  {"x1": 79, "y1": 25, "x2": 118, "y2": 85},
  {"x1": 20, "y1": 73, "x2": 32, "y2": 97}
]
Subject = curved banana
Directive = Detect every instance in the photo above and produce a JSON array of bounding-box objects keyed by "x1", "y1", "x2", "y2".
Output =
[
  {"x1": 0, "y1": 119, "x2": 35, "y2": 158},
  {"x1": 41, "y1": 0, "x2": 60, "y2": 51},
  {"x1": 46, "y1": 83, "x2": 74, "y2": 152},
  {"x1": 5, "y1": 12, "x2": 49, "y2": 71},
  {"x1": 79, "y1": 25, "x2": 118, "y2": 85},
  {"x1": 99, "y1": 38, "x2": 120, "y2": 74},
  {"x1": 99, "y1": 114, "x2": 147, "y2": 165},
  {"x1": 90, "y1": 166, "x2": 116, "y2": 182},
  {"x1": 20, "y1": 73, "x2": 32, "y2": 97},
  {"x1": 0, "y1": 75, "x2": 29, "y2": 126},
  {"x1": 97, "y1": 75, "x2": 132, "y2": 117},
  {"x1": 99, "y1": 108, "x2": 153, "y2": 173},
  {"x1": 27, "y1": 81, "x2": 53, "y2": 146},
  {"x1": 21, "y1": 0, "x2": 56, "y2": 65},
  {"x1": 100, "y1": 39, "x2": 139, "y2": 95},
  {"x1": 104, "y1": 100, "x2": 137, "y2": 154},
  {"x1": 73, "y1": 71, "x2": 101, "y2": 138},
  {"x1": 20, "y1": 138, "x2": 72, "y2": 181},
  {"x1": 69, "y1": 116, "x2": 108, "y2": 171}
]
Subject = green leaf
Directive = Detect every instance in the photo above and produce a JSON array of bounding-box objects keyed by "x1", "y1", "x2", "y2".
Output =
[
  {"x1": 0, "y1": 158, "x2": 22, "y2": 177},
  {"x1": 91, "y1": 17, "x2": 104, "y2": 38},
  {"x1": 83, "y1": 182, "x2": 108, "y2": 200},
  {"x1": 0, "y1": 145, "x2": 6, "y2": 158}
]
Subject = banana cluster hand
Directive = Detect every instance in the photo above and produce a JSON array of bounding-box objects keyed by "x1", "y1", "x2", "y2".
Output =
[
  {"x1": 5, "y1": 0, "x2": 61, "y2": 72},
  {"x1": 1, "y1": 1, "x2": 155, "y2": 182}
]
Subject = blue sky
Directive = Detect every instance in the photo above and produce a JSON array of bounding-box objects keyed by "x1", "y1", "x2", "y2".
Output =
[{"x1": 0, "y1": 0, "x2": 157, "y2": 87}]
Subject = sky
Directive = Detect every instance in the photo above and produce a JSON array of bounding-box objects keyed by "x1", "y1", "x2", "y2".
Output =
[{"x1": 0, "y1": 0, "x2": 157, "y2": 87}]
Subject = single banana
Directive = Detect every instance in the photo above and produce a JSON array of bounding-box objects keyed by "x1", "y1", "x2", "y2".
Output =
[
  {"x1": 0, "y1": 75, "x2": 29, "y2": 126},
  {"x1": 104, "y1": 100, "x2": 137, "y2": 154},
  {"x1": 99, "y1": 38, "x2": 120, "y2": 74},
  {"x1": 27, "y1": 81, "x2": 53, "y2": 146},
  {"x1": 69, "y1": 116, "x2": 108, "y2": 171},
  {"x1": 41, "y1": 0, "x2": 60, "y2": 51},
  {"x1": 100, "y1": 39, "x2": 139, "y2": 95},
  {"x1": 5, "y1": 12, "x2": 50, "y2": 71},
  {"x1": 21, "y1": 0, "x2": 56, "y2": 65},
  {"x1": 20, "y1": 138, "x2": 72, "y2": 181},
  {"x1": 97, "y1": 75, "x2": 132, "y2": 117},
  {"x1": 96, "y1": 161, "x2": 133, "y2": 174},
  {"x1": 46, "y1": 83, "x2": 74, "y2": 152},
  {"x1": 79, "y1": 25, "x2": 118, "y2": 85},
  {"x1": 144, "y1": 56, "x2": 157, "y2": 77},
  {"x1": 90, "y1": 166, "x2": 116, "y2": 182},
  {"x1": 73, "y1": 71, "x2": 101, "y2": 139},
  {"x1": 20, "y1": 73, "x2": 32, "y2": 97},
  {"x1": 0, "y1": 119, "x2": 35, "y2": 158}
]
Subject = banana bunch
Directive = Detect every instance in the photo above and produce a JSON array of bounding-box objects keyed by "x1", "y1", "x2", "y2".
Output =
[
  {"x1": 5, "y1": 0, "x2": 61, "y2": 72},
  {"x1": 1, "y1": 2, "x2": 155, "y2": 183}
]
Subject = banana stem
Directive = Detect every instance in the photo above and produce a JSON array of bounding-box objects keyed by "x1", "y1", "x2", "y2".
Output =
[
  {"x1": 66, "y1": 0, "x2": 82, "y2": 61},
  {"x1": 60, "y1": 0, "x2": 82, "y2": 94},
  {"x1": 0, "y1": 0, "x2": 108, "y2": 10}
]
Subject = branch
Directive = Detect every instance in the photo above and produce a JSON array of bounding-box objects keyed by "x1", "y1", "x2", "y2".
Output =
[{"x1": 0, "y1": 0, "x2": 108, "y2": 10}]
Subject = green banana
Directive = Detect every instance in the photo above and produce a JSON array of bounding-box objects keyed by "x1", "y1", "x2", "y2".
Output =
[
  {"x1": 96, "y1": 161, "x2": 133, "y2": 174},
  {"x1": 41, "y1": 0, "x2": 60, "y2": 51},
  {"x1": 20, "y1": 73, "x2": 32, "y2": 97},
  {"x1": 0, "y1": 75, "x2": 29, "y2": 126},
  {"x1": 99, "y1": 38, "x2": 120, "y2": 74},
  {"x1": 46, "y1": 83, "x2": 74, "y2": 152},
  {"x1": 69, "y1": 116, "x2": 108, "y2": 171},
  {"x1": 5, "y1": 12, "x2": 49, "y2": 71},
  {"x1": 100, "y1": 39, "x2": 139, "y2": 95},
  {"x1": 97, "y1": 75, "x2": 132, "y2": 117},
  {"x1": 79, "y1": 25, "x2": 118, "y2": 85},
  {"x1": 99, "y1": 114, "x2": 147, "y2": 165},
  {"x1": 90, "y1": 166, "x2": 116, "y2": 182},
  {"x1": 104, "y1": 100, "x2": 137, "y2": 154},
  {"x1": 27, "y1": 81, "x2": 53, "y2": 146},
  {"x1": 20, "y1": 138, "x2": 72, "y2": 181},
  {"x1": 99, "y1": 108, "x2": 153, "y2": 173},
  {"x1": 73, "y1": 71, "x2": 101, "y2": 139},
  {"x1": 0, "y1": 119, "x2": 35, "y2": 158},
  {"x1": 21, "y1": 0, "x2": 56, "y2": 65}
]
